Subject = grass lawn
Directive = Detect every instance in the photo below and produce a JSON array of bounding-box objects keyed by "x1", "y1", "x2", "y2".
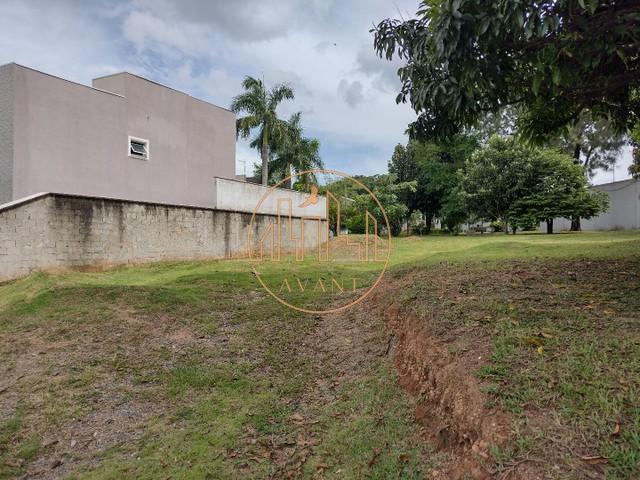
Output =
[{"x1": 0, "y1": 231, "x2": 638, "y2": 479}]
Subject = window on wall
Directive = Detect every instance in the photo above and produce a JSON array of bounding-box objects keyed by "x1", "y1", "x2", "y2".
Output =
[{"x1": 128, "y1": 136, "x2": 149, "y2": 160}]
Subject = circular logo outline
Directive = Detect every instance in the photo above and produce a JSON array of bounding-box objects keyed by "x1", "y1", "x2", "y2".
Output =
[{"x1": 246, "y1": 169, "x2": 391, "y2": 314}]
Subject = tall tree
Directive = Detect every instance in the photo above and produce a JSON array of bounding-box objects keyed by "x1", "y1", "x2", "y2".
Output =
[
  {"x1": 509, "y1": 149, "x2": 609, "y2": 233},
  {"x1": 231, "y1": 76, "x2": 294, "y2": 185},
  {"x1": 388, "y1": 143, "x2": 420, "y2": 217},
  {"x1": 373, "y1": 1, "x2": 640, "y2": 143},
  {"x1": 509, "y1": 151, "x2": 609, "y2": 233},
  {"x1": 270, "y1": 112, "x2": 323, "y2": 189},
  {"x1": 462, "y1": 136, "x2": 609, "y2": 233},
  {"x1": 411, "y1": 134, "x2": 479, "y2": 231},
  {"x1": 341, "y1": 175, "x2": 416, "y2": 237},
  {"x1": 552, "y1": 111, "x2": 625, "y2": 230},
  {"x1": 461, "y1": 136, "x2": 533, "y2": 232},
  {"x1": 554, "y1": 112, "x2": 626, "y2": 177}
]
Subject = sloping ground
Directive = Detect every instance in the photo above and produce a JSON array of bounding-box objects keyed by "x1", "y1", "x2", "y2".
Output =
[
  {"x1": 371, "y1": 259, "x2": 640, "y2": 479},
  {"x1": 0, "y1": 234, "x2": 639, "y2": 479},
  {"x1": 0, "y1": 263, "x2": 430, "y2": 479}
]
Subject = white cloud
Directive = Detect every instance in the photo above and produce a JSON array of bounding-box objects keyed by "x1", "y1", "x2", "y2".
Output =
[
  {"x1": 0, "y1": 0, "x2": 418, "y2": 176},
  {"x1": 0, "y1": 0, "x2": 630, "y2": 181}
]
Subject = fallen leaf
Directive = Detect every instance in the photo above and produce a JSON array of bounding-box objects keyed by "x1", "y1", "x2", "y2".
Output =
[
  {"x1": 291, "y1": 412, "x2": 304, "y2": 422},
  {"x1": 537, "y1": 346, "x2": 544, "y2": 355},
  {"x1": 539, "y1": 331, "x2": 553, "y2": 339},
  {"x1": 398, "y1": 453, "x2": 409, "y2": 463}
]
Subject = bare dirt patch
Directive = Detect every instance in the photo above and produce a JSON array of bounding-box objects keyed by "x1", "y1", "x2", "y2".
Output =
[{"x1": 0, "y1": 299, "x2": 245, "y2": 479}]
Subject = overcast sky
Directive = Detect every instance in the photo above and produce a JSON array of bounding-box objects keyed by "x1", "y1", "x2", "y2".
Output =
[{"x1": 0, "y1": 0, "x2": 631, "y2": 184}]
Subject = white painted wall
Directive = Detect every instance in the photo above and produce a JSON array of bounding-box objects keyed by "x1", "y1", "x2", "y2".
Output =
[
  {"x1": 542, "y1": 179, "x2": 640, "y2": 231},
  {"x1": 213, "y1": 177, "x2": 327, "y2": 218}
]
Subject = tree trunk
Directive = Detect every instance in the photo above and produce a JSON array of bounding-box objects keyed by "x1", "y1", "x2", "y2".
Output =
[
  {"x1": 261, "y1": 138, "x2": 269, "y2": 186},
  {"x1": 512, "y1": 225, "x2": 517, "y2": 234},
  {"x1": 570, "y1": 216, "x2": 581, "y2": 231},
  {"x1": 570, "y1": 143, "x2": 582, "y2": 231},
  {"x1": 285, "y1": 163, "x2": 293, "y2": 189},
  {"x1": 425, "y1": 212, "x2": 433, "y2": 234},
  {"x1": 573, "y1": 143, "x2": 581, "y2": 164},
  {"x1": 546, "y1": 219, "x2": 554, "y2": 234}
]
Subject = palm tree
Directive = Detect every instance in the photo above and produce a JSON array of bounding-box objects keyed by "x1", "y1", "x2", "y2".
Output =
[
  {"x1": 271, "y1": 112, "x2": 323, "y2": 189},
  {"x1": 231, "y1": 76, "x2": 294, "y2": 186}
]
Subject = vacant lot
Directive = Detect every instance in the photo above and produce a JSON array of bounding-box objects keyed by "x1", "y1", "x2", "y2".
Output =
[{"x1": 1, "y1": 232, "x2": 638, "y2": 479}]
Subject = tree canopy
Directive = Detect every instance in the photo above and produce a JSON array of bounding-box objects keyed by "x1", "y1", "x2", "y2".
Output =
[
  {"x1": 462, "y1": 136, "x2": 608, "y2": 233},
  {"x1": 373, "y1": 1, "x2": 640, "y2": 142},
  {"x1": 552, "y1": 111, "x2": 626, "y2": 177},
  {"x1": 388, "y1": 134, "x2": 478, "y2": 232},
  {"x1": 231, "y1": 76, "x2": 294, "y2": 185},
  {"x1": 268, "y1": 112, "x2": 323, "y2": 188},
  {"x1": 509, "y1": 149, "x2": 609, "y2": 233}
]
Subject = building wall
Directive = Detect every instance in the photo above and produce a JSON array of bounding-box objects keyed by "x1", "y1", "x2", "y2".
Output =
[
  {"x1": 0, "y1": 64, "x2": 13, "y2": 204},
  {"x1": 93, "y1": 72, "x2": 236, "y2": 207},
  {"x1": 6, "y1": 64, "x2": 235, "y2": 208},
  {"x1": 214, "y1": 177, "x2": 327, "y2": 218},
  {"x1": 0, "y1": 193, "x2": 324, "y2": 282},
  {"x1": 545, "y1": 179, "x2": 640, "y2": 231}
]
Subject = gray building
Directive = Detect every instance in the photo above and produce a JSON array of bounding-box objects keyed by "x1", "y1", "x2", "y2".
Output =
[
  {"x1": 549, "y1": 178, "x2": 640, "y2": 231},
  {"x1": 0, "y1": 63, "x2": 236, "y2": 207}
]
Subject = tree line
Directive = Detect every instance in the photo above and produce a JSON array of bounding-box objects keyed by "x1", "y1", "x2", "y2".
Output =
[
  {"x1": 364, "y1": 0, "x2": 640, "y2": 235},
  {"x1": 326, "y1": 131, "x2": 609, "y2": 237}
]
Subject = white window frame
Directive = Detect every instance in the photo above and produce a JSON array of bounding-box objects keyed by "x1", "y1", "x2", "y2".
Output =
[{"x1": 128, "y1": 136, "x2": 150, "y2": 160}]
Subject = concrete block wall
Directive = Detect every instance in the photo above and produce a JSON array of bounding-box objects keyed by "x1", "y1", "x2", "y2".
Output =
[{"x1": 0, "y1": 193, "x2": 324, "y2": 282}]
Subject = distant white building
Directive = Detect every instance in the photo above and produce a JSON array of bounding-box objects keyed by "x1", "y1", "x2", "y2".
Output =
[{"x1": 546, "y1": 178, "x2": 640, "y2": 231}]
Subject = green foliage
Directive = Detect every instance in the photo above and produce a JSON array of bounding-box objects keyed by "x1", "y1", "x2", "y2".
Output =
[
  {"x1": 439, "y1": 186, "x2": 466, "y2": 233},
  {"x1": 550, "y1": 111, "x2": 626, "y2": 177},
  {"x1": 508, "y1": 150, "x2": 609, "y2": 232},
  {"x1": 324, "y1": 175, "x2": 415, "y2": 237},
  {"x1": 370, "y1": 179, "x2": 415, "y2": 236},
  {"x1": 388, "y1": 133, "x2": 479, "y2": 232},
  {"x1": 461, "y1": 136, "x2": 536, "y2": 227},
  {"x1": 257, "y1": 112, "x2": 323, "y2": 187},
  {"x1": 388, "y1": 143, "x2": 420, "y2": 213},
  {"x1": 630, "y1": 124, "x2": 640, "y2": 180},
  {"x1": 373, "y1": 1, "x2": 640, "y2": 142},
  {"x1": 408, "y1": 211, "x2": 428, "y2": 235},
  {"x1": 490, "y1": 219, "x2": 505, "y2": 233},
  {"x1": 231, "y1": 76, "x2": 294, "y2": 185},
  {"x1": 461, "y1": 136, "x2": 608, "y2": 233}
]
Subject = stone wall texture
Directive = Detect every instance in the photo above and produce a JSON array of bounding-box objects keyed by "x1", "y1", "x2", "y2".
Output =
[{"x1": 0, "y1": 193, "x2": 323, "y2": 281}]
